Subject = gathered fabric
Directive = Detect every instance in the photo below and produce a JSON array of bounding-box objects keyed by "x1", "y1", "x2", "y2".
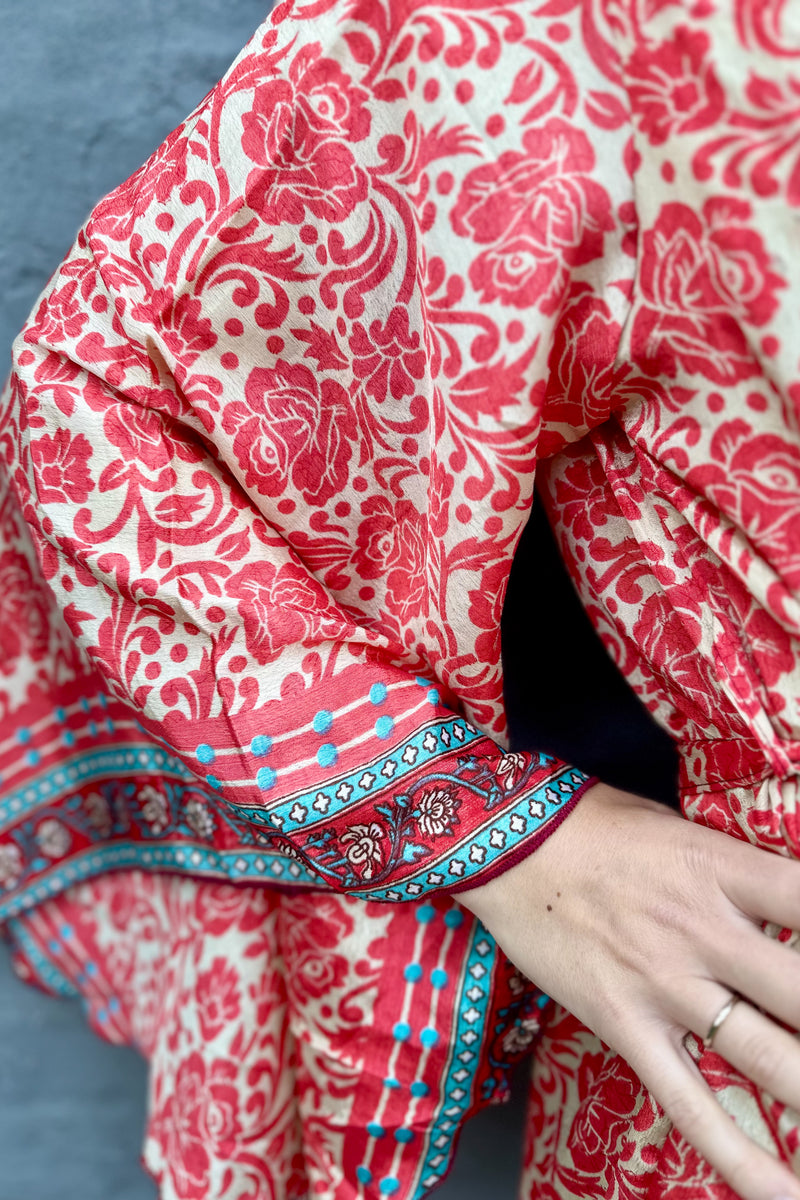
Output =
[{"x1": 1, "y1": 1, "x2": 799, "y2": 1197}]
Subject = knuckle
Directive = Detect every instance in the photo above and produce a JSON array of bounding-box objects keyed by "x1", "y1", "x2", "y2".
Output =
[
  {"x1": 659, "y1": 1086, "x2": 709, "y2": 1133},
  {"x1": 738, "y1": 1030, "x2": 782, "y2": 1087}
]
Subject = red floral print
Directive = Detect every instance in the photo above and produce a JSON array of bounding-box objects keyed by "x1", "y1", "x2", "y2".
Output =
[
  {"x1": 349, "y1": 307, "x2": 427, "y2": 402},
  {"x1": 223, "y1": 360, "x2": 357, "y2": 505},
  {"x1": 628, "y1": 26, "x2": 726, "y2": 145},
  {"x1": 226, "y1": 559, "x2": 344, "y2": 663},
  {"x1": 632, "y1": 197, "x2": 784, "y2": 383},
  {"x1": 195, "y1": 958, "x2": 241, "y2": 1041},
  {"x1": 451, "y1": 119, "x2": 614, "y2": 312},
  {"x1": 30, "y1": 428, "x2": 94, "y2": 504}
]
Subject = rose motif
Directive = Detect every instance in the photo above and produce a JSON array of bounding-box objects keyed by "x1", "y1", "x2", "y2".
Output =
[
  {"x1": 30, "y1": 429, "x2": 94, "y2": 504},
  {"x1": 195, "y1": 958, "x2": 241, "y2": 1041},
  {"x1": 685, "y1": 420, "x2": 800, "y2": 579},
  {"x1": 415, "y1": 787, "x2": 460, "y2": 838},
  {"x1": 0, "y1": 550, "x2": 50, "y2": 668},
  {"x1": 631, "y1": 593, "x2": 718, "y2": 726},
  {"x1": 628, "y1": 26, "x2": 725, "y2": 146},
  {"x1": 153, "y1": 1053, "x2": 242, "y2": 1200},
  {"x1": 341, "y1": 822, "x2": 384, "y2": 879},
  {"x1": 632, "y1": 198, "x2": 785, "y2": 383},
  {"x1": 353, "y1": 496, "x2": 429, "y2": 622},
  {"x1": 540, "y1": 285, "x2": 659, "y2": 458},
  {"x1": 241, "y1": 43, "x2": 370, "y2": 224},
  {"x1": 282, "y1": 893, "x2": 356, "y2": 958},
  {"x1": 0, "y1": 843, "x2": 23, "y2": 890},
  {"x1": 223, "y1": 360, "x2": 357, "y2": 505},
  {"x1": 185, "y1": 798, "x2": 214, "y2": 840},
  {"x1": 241, "y1": 43, "x2": 370, "y2": 167},
  {"x1": 103, "y1": 403, "x2": 174, "y2": 472},
  {"x1": 349, "y1": 307, "x2": 427, "y2": 402},
  {"x1": 567, "y1": 1053, "x2": 643, "y2": 1175},
  {"x1": 36, "y1": 818, "x2": 71, "y2": 859},
  {"x1": 293, "y1": 948, "x2": 350, "y2": 1003},
  {"x1": 194, "y1": 883, "x2": 269, "y2": 937},
  {"x1": 139, "y1": 784, "x2": 169, "y2": 834},
  {"x1": 451, "y1": 119, "x2": 614, "y2": 312},
  {"x1": 467, "y1": 559, "x2": 507, "y2": 666},
  {"x1": 226, "y1": 559, "x2": 344, "y2": 665}
]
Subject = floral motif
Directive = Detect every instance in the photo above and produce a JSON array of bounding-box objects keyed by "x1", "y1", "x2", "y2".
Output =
[
  {"x1": 24, "y1": 277, "x2": 91, "y2": 346},
  {"x1": 139, "y1": 785, "x2": 169, "y2": 834},
  {"x1": 241, "y1": 43, "x2": 371, "y2": 224},
  {"x1": 226, "y1": 559, "x2": 344, "y2": 664},
  {"x1": 30, "y1": 429, "x2": 94, "y2": 504},
  {"x1": 628, "y1": 26, "x2": 726, "y2": 145},
  {"x1": 36, "y1": 818, "x2": 71, "y2": 859},
  {"x1": 131, "y1": 289, "x2": 217, "y2": 367},
  {"x1": 496, "y1": 753, "x2": 527, "y2": 792},
  {"x1": 0, "y1": 549, "x2": 50, "y2": 668},
  {"x1": 353, "y1": 496, "x2": 429, "y2": 622},
  {"x1": 153, "y1": 1053, "x2": 242, "y2": 1199},
  {"x1": 103, "y1": 403, "x2": 174, "y2": 471},
  {"x1": 451, "y1": 119, "x2": 614, "y2": 312},
  {"x1": 340, "y1": 822, "x2": 384, "y2": 879},
  {"x1": 185, "y1": 798, "x2": 214, "y2": 840},
  {"x1": 501, "y1": 1015, "x2": 541, "y2": 1056},
  {"x1": 349, "y1": 307, "x2": 427, "y2": 402},
  {"x1": 632, "y1": 198, "x2": 785, "y2": 383},
  {"x1": 223, "y1": 360, "x2": 357, "y2": 505},
  {"x1": 415, "y1": 788, "x2": 460, "y2": 838},
  {"x1": 0, "y1": 843, "x2": 23, "y2": 889},
  {"x1": 195, "y1": 958, "x2": 241, "y2": 1041},
  {"x1": 85, "y1": 792, "x2": 112, "y2": 838}
]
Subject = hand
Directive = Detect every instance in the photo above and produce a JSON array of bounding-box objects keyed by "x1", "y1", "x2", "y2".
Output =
[{"x1": 458, "y1": 782, "x2": 800, "y2": 1200}]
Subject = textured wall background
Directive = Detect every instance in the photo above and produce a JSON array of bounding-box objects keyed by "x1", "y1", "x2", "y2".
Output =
[{"x1": 0, "y1": 4, "x2": 532, "y2": 1197}]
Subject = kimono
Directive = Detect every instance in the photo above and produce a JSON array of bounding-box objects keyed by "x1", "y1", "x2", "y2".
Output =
[{"x1": 1, "y1": 2, "x2": 798, "y2": 1198}]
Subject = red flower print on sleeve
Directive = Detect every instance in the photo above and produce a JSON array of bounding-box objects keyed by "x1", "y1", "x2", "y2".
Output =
[
  {"x1": 451, "y1": 119, "x2": 614, "y2": 312},
  {"x1": 222, "y1": 360, "x2": 357, "y2": 505},
  {"x1": 195, "y1": 958, "x2": 241, "y2": 1041},
  {"x1": 632, "y1": 197, "x2": 785, "y2": 383},
  {"x1": 539, "y1": 284, "x2": 658, "y2": 457},
  {"x1": 152, "y1": 1053, "x2": 242, "y2": 1200},
  {"x1": 349, "y1": 306, "x2": 427, "y2": 402},
  {"x1": 684, "y1": 419, "x2": 800, "y2": 583},
  {"x1": 24, "y1": 278, "x2": 91, "y2": 346},
  {"x1": 241, "y1": 42, "x2": 371, "y2": 166},
  {"x1": 627, "y1": 26, "x2": 726, "y2": 146},
  {"x1": 353, "y1": 496, "x2": 429, "y2": 621},
  {"x1": 103, "y1": 404, "x2": 174, "y2": 472},
  {"x1": 131, "y1": 289, "x2": 217, "y2": 367},
  {"x1": 0, "y1": 550, "x2": 50, "y2": 667},
  {"x1": 226, "y1": 559, "x2": 344, "y2": 664},
  {"x1": 241, "y1": 43, "x2": 371, "y2": 224},
  {"x1": 30, "y1": 429, "x2": 94, "y2": 504}
]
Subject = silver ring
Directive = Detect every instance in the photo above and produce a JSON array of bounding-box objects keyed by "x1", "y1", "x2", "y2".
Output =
[{"x1": 706, "y1": 993, "x2": 742, "y2": 1048}]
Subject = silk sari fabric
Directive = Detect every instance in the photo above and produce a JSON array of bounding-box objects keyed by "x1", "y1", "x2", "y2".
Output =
[{"x1": 1, "y1": 1, "x2": 799, "y2": 1198}]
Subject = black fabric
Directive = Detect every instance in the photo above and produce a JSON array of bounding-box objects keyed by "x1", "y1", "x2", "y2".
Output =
[{"x1": 502, "y1": 496, "x2": 680, "y2": 810}]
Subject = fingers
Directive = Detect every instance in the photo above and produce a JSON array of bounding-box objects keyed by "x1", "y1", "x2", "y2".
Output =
[
  {"x1": 703, "y1": 993, "x2": 800, "y2": 1119},
  {"x1": 719, "y1": 837, "x2": 800, "y2": 932},
  {"x1": 632, "y1": 1030, "x2": 800, "y2": 1200},
  {"x1": 708, "y1": 920, "x2": 800, "y2": 1038}
]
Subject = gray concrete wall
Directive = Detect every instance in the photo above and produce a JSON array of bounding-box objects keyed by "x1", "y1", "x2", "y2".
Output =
[{"x1": 0, "y1": 5, "x2": 530, "y2": 1196}]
